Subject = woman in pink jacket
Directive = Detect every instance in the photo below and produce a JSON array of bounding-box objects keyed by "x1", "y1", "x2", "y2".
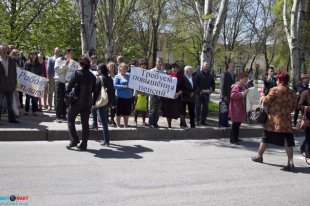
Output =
[{"x1": 229, "y1": 72, "x2": 249, "y2": 145}]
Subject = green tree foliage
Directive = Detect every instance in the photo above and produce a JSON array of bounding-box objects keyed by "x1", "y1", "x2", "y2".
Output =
[{"x1": 0, "y1": 0, "x2": 81, "y2": 56}]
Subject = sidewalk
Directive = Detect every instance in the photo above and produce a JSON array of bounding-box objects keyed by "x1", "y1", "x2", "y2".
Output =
[{"x1": 0, "y1": 110, "x2": 266, "y2": 141}]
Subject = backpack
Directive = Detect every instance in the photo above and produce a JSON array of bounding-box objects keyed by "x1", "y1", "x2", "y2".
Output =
[{"x1": 95, "y1": 76, "x2": 109, "y2": 107}]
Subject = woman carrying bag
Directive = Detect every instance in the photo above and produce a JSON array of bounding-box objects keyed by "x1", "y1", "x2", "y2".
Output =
[
  {"x1": 229, "y1": 72, "x2": 249, "y2": 145},
  {"x1": 93, "y1": 64, "x2": 115, "y2": 147},
  {"x1": 252, "y1": 70, "x2": 297, "y2": 171}
]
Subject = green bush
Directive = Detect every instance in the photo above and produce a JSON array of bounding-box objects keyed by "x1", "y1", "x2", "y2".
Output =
[{"x1": 209, "y1": 101, "x2": 218, "y2": 113}]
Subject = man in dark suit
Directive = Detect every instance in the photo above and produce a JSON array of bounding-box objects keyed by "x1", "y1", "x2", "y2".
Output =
[
  {"x1": 220, "y1": 63, "x2": 236, "y2": 127},
  {"x1": 0, "y1": 44, "x2": 19, "y2": 123},
  {"x1": 221, "y1": 63, "x2": 236, "y2": 103},
  {"x1": 195, "y1": 61, "x2": 215, "y2": 125},
  {"x1": 181, "y1": 66, "x2": 196, "y2": 128}
]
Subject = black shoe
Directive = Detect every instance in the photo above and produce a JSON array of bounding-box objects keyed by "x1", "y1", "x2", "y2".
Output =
[
  {"x1": 77, "y1": 143, "x2": 87, "y2": 151},
  {"x1": 230, "y1": 141, "x2": 240, "y2": 145},
  {"x1": 200, "y1": 122, "x2": 208, "y2": 126},
  {"x1": 180, "y1": 122, "x2": 188, "y2": 128},
  {"x1": 9, "y1": 119, "x2": 20, "y2": 124},
  {"x1": 251, "y1": 156, "x2": 263, "y2": 163},
  {"x1": 56, "y1": 119, "x2": 62, "y2": 123},
  {"x1": 66, "y1": 141, "x2": 80, "y2": 149},
  {"x1": 61, "y1": 117, "x2": 67, "y2": 122},
  {"x1": 102, "y1": 142, "x2": 110, "y2": 147},
  {"x1": 90, "y1": 125, "x2": 98, "y2": 130},
  {"x1": 191, "y1": 125, "x2": 196, "y2": 128},
  {"x1": 284, "y1": 162, "x2": 295, "y2": 171}
]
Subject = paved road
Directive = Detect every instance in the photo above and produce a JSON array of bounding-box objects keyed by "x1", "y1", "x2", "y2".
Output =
[{"x1": 0, "y1": 138, "x2": 309, "y2": 206}]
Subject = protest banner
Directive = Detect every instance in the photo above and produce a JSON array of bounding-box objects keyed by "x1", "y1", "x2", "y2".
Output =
[
  {"x1": 65, "y1": 60, "x2": 80, "y2": 81},
  {"x1": 16, "y1": 68, "x2": 48, "y2": 98},
  {"x1": 128, "y1": 67, "x2": 177, "y2": 99}
]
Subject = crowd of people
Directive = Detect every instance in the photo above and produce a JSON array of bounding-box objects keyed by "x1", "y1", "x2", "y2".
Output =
[{"x1": 1, "y1": 44, "x2": 310, "y2": 170}]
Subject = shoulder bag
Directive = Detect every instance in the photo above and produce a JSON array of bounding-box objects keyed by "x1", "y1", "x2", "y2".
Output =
[
  {"x1": 250, "y1": 98, "x2": 268, "y2": 124},
  {"x1": 95, "y1": 76, "x2": 109, "y2": 107}
]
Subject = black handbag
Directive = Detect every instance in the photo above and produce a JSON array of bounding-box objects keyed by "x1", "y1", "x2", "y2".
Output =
[
  {"x1": 65, "y1": 72, "x2": 79, "y2": 105},
  {"x1": 250, "y1": 99, "x2": 267, "y2": 124}
]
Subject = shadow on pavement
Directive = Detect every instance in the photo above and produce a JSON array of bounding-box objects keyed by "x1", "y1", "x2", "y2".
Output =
[
  {"x1": 262, "y1": 162, "x2": 310, "y2": 174},
  {"x1": 86, "y1": 144, "x2": 154, "y2": 159},
  {"x1": 199, "y1": 137, "x2": 305, "y2": 153}
]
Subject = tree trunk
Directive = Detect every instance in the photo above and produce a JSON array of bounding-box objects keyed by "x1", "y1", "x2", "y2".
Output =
[
  {"x1": 152, "y1": 24, "x2": 159, "y2": 68},
  {"x1": 200, "y1": 0, "x2": 229, "y2": 70},
  {"x1": 103, "y1": 0, "x2": 115, "y2": 61},
  {"x1": 79, "y1": 0, "x2": 97, "y2": 55},
  {"x1": 283, "y1": 0, "x2": 308, "y2": 87}
]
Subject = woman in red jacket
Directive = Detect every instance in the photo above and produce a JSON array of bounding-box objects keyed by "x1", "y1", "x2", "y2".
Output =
[{"x1": 229, "y1": 72, "x2": 249, "y2": 145}]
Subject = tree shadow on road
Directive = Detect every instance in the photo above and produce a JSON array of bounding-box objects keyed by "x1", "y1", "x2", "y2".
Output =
[{"x1": 86, "y1": 144, "x2": 154, "y2": 159}]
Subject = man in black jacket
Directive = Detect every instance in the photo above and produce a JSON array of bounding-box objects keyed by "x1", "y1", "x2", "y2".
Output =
[
  {"x1": 66, "y1": 55, "x2": 96, "y2": 151},
  {"x1": 195, "y1": 61, "x2": 215, "y2": 125},
  {"x1": 221, "y1": 63, "x2": 236, "y2": 103},
  {"x1": 0, "y1": 44, "x2": 19, "y2": 124},
  {"x1": 263, "y1": 67, "x2": 277, "y2": 96},
  {"x1": 294, "y1": 74, "x2": 309, "y2": 126},
  {"x1": 220, "y1": 63, "x2": 236, "y2": 127}
]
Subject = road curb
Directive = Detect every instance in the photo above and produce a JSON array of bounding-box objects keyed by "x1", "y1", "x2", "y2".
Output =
[{"x1": 0, "y1": 127, "x2": 265, "y2": 141}]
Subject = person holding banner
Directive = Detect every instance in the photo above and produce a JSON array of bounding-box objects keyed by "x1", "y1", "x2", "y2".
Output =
[
  {"x1": 54, "y1": 48, "x2": 74, "y2": 123},
  {"x1": 66, "y1": 55, "x2": 96, "y2": 151},
  {"x1": 114, "y1": 63, "x2": 133, "y2": 128},
  {"x1": 149, "y1": 57, "x2": 166, "y2": 128},
  {"x1": 24, "y1": 51, "x2": 43, "y2": 116},
  {"x1": 0, "y1": 44, "x2": 19, "y2": 124},
  {"x1": 161, "y1": 63, "x2": 184, "y2": 128},
  {"x1": 47, "y1": 47, "x2": 61, "y2": 111}
]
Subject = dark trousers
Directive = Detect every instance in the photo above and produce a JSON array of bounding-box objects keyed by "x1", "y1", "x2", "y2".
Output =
[
  {"x1": 149, "y1": 96, "x2": 162, "y2": 126},
  {"x1": 182, "y1": 101, "x2": 195, "y2": 127},
  {"x1": 0, "y1": 91, "x2": 16, "y2": 121},
  {"x1": 230, "y1": 122, "x2": 241, "y2": 143},
  {"x1": 18, "y1": 92, "x2": 24, "y2": 108},
  {"x1": 67, "y1": 105, "x2": 91, "y2": 144},
  {"x1": 195, "y1": 94, "x2": 209, "y2": 123},
  {"x1": 293, "y1": 108, "x2": 299, "y2": 126},
  {"x1": 25, "y1": 94, "x2": 38, "y2": 113},
  {"x1": 110, "y1": 107, "x2": 116, "y2": 119},
  {"x1": 55, "y1": 81, "x2": 66, "y2": 119},
  {"x1": 301, "y1": 127, "x2": 310, "y2": 157}
]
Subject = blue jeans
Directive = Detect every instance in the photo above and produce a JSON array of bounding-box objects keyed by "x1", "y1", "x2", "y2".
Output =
[
  {"x1": 98, "y1": 107, "x2": 109, "y2": 143},
  {"x1": 91, "y1": 106, "x2": 98, "y2": 127}
]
